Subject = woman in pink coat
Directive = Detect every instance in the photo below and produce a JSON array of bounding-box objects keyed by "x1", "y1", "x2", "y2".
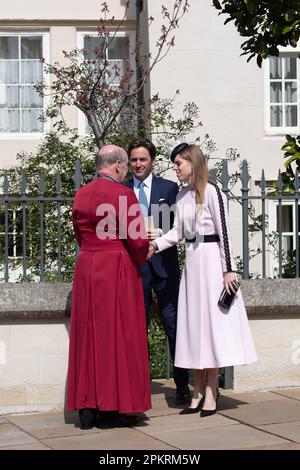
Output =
[{"x1": 149, "y1": 142, "x2": 257, "y2": 417}]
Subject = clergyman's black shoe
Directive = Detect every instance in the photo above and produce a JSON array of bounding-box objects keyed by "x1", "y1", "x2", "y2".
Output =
[
  {"x1": 79, "y1": 408, "x2": 97, "y2": 430},
  {"x1": 175, "y1": 386, "x2": 191, "y2": 405},
  {"x1": 96, "y1": 411, "x2": 140, "y2": 429}
]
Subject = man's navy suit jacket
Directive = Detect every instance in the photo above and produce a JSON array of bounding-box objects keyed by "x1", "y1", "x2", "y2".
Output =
[{"x1": 124, "y1": 175, "x2": 180, "y2": 278}]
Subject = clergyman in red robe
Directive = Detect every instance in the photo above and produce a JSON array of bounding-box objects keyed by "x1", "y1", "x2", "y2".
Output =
[{"x1": 66, "y1": 144, "x2": 151, "y2": 429}]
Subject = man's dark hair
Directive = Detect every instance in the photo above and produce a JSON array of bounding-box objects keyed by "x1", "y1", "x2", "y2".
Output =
[{"x1": 127, "y1": 137, "x2": 157, "y2": 160}]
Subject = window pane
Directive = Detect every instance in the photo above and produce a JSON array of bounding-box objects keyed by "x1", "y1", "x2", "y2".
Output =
[
  {"x1": 21, "y1": 37, "x2": 42, "y2": 59},
  {"x1": 269, "y1": 57, "x2": 282, "y2": 79},
  {"x1": 0, "y1": 37, "x2": 18, "y2": 59},
  {"x1": 0, "y1": 85, "x2": 19, "y2": 108},
  {"x1": 106, "y1": 60, "x2": 128, "y2": 85},
  {"x1": 108, "y1": 37, "x2": 129, "y2": 60},
  {"x1": 21, "y1": 109, "x2": 43, "y2": 132},
  {"x1": 0, "y1": 109, "x2": 19, "y2": 132},
  {"x1": 277, "y1": 205, "x2": 293, "y2": 232},
  {"x1": 270, "y1": 105, "x2": 283, "y2": 126},
  {"x1": 0, "y1": 60, "x2": 19, "y2": 83},
  {"x1": 285, "y1": 105, "x2": 297, "y2": 126},
  {"x1": 282, "y1": 234, "x2": 293, "y2": 252},
  {"x1": 270, "y1": 82, "x2": 282, "y2": 103},
  {"x1": 285, "y1": 57, "x2": 297, "y2": 79},
  {"x1": 21, "y1": 85, "x2": 43, "y2": 108},
  {"x1": 15, "y1": 234, "x2": 23, "y2": 257},
  {"x1": 83, "y1": 36, "x2": 105, "y2": 60},
  {"x1": 21, "y1": 60, "x2": 43, "y2": 83},
  {"x1": 285, "y1": 82, "x2": 297, "y2": 103},
  {"x1": 8, "y1": 234, "x2": 14, "y2": 257}
]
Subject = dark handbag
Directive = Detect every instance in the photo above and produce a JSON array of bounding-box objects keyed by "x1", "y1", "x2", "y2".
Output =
[{"x1": 218, "y1": 282, "x2": 240, "y2": 310}]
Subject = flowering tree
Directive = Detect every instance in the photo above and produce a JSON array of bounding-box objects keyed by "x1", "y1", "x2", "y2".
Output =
[{"x1": 37, "y1": 0, "x2": 190, "y2": 148}]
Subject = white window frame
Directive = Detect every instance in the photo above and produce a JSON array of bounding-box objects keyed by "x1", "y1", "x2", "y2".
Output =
[
  {"x1": 268, "y1": 199, "x2": 299, "y2": 276},
  {"x1": 264, "y1": 41, "x2": 300, "y2": 136},
  {"x1": 76, "y1": 30, "x2": 135, "y2": 136},
  {"x1": 0, "y1": 31, "x2": 50, "y2": 139},
  {"x1": 0, "y1": 209, "x2": 23, "y2": 258}
]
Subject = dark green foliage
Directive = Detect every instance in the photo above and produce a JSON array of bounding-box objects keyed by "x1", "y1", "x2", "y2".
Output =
[{"x1": 213, "y1": 1, "x2": 300, "y2": 66}]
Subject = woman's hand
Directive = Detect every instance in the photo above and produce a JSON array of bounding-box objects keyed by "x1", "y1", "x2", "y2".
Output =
[
  {"x1": 147, "y1": 241, "x2": 158, "y2": 260},
  {"x1": 224, "y1": 272, "x2": 239, "y2": 295}
]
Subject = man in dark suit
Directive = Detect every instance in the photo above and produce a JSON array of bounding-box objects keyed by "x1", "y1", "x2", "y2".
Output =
[{"x1": 125, "y1": 137, "x2": 190, "y2": 404}]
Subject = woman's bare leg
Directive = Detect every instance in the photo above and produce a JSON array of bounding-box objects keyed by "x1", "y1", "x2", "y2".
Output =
[
  {"x1": 189, "y1": 369, "x2": 206, "y2": 408},
  {"x1": 202, "y1": 368, "x2": 218, "y2": 410}
]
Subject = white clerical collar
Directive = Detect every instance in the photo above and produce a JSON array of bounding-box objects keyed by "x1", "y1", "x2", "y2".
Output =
[{"x1": 133, "y1": 172, "x2": 153, "y2": 189}]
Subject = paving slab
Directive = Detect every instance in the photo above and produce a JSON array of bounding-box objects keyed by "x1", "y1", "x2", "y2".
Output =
[
  {"x1": 151, "y1": 380, "x2": 176, "y2": 398},
  {"x1": 271, "y1": 388, "x2": 300, "y2": 401},
  {"x1": 220, "y1": 391, "x2": 288, "y2": 405},
  {"x1": 249, "y1": 442, "x2": 300, "y2": 450},
  {"x1": 0, "y1": 417, "x2": 9, "y2": 424},
  {"x1": 219, "y1": 398, "x2": 300, "y2": 426},
  {"x1": 146, "y1": 399, "x2": 185, "y2": 419},
  {"x1": 143, "y1": 423, "x2": 288, "y2": 450},
  {"x1": 6, "y1": 412, "x2": 103, "y2": 439},
  {"x1": 141, "y1": 412, "x2": 236, "y2": 436},
  {"x1": 41, "y1": 427, "x2": 176, "y2": 450},
  {"x1": 0, "y1": 442, "x2": 50, "y2": 450},
  {"x1": 0, "y1": 423, "x2": 38, "y2": 448},
  {"x1": 257, "y1": 421, "x2": 300, "y2": 443}
]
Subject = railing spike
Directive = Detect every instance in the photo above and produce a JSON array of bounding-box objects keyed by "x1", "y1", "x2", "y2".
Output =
[
  {"x1": 3, "y1": 173, "x2": 9, "y2": 194},
  {"x1": 56, "y1": 174, "x2": 62, "y2": 194},
  {"x1": 72, "y1": 160, "x2": 83, "y2": 190},
  {"x1": 39, "y1": 173, "x2": 45, "y2": 195},
  {"x1": 260, "y1": 169, "x2": 266, "y2": 194},
  {"x1": 209, "y1": 168, "x2": 217, "y2": 183},
  {"x1": 220, "y1": 159, "x2": 230, "y2": 191},
  {"x1": 294, "y1": 171, "x2": 299, "y2": 191},
  {"x1": 277, "y1": 169, "x2": 283, "y2": 193},
  {"x1": 20, "y1": 173, "x2": 28, "y2": 195},
  {"x1": 240, "y1": 159, "x2": 251, "y2": 189}
]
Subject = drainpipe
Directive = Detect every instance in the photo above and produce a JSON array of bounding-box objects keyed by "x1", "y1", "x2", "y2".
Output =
[{"x1": 136, "y1": 0, "x2": 145, "y2": 134}]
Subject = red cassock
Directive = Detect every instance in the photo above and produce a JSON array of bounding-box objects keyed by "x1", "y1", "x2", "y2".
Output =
[{"x1": 66, "y1": 178, "x2": 151, "y2": 413}]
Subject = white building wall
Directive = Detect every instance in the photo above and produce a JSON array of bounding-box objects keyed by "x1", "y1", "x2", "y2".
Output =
[
  {"x1": 0, "y1": 1, "x2": 134, "y2": 20},
  {"x1": 0, "y1": 0, "x2": 135, "y2": 167},
  {"x1": 147, "y1": 0, "x2": 286, "y2": 182}
]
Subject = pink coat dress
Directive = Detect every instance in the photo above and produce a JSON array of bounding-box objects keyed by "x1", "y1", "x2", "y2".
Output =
[{"x1": 155, "y1": 181, "x2": 257, "y2": 369}]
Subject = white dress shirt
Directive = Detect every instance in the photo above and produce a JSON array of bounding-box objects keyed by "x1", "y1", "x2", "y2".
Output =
[{"x1": 133, "y1": 173, "x2": 153, "y2": 207}]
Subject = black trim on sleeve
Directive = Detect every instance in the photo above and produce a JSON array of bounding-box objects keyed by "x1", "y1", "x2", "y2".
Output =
[{"x1": 208, "y1": 181, "x2": 233, "y2": 272}]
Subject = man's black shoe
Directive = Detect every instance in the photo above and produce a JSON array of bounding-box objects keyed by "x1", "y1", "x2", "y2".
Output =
[
  {"x1": 79, "y1": 408, "x2": 98, "y2": 430},
  {"x1": 175, "y1": 386, "x2": 191, "y2": 405},
  {"x1": 96, "y1": 411, "x2": 140, "y2": 429}
]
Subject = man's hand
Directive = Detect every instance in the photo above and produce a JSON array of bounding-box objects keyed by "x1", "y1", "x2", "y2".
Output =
[
  {"x1": 147, "y1": 241, "x2": 158, "y2": 260},
  {"x1": 146, "y1": 228, "x2": 161, "y2": 241}
]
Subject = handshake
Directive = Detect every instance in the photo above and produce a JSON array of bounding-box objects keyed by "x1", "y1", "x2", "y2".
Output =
[
  {"x1": 144, "y1": 217, "x2": 159, "y2": 260},
  {"x1": 147, "y1": 241, "x2": 158, "y2": 260}
]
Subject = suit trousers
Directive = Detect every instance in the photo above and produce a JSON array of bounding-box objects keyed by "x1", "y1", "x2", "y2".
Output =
[{"x1": 141, "y1": 262, "x2": 189, "y2": 390}]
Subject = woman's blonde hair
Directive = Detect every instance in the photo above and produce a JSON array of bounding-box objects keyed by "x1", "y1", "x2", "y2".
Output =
[{"x1": 177, "y1": 144, "x2": 209, "y2": 212}]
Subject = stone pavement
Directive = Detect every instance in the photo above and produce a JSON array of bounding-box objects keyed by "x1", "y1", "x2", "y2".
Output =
[{"x1": 1, "y1": 381, "x2": 300, "y2": 450}]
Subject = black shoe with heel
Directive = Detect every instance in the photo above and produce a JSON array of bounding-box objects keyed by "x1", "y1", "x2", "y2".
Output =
[
  {"x1": 179, "y1": 395, "x2": 205, "y2": 415},
  {"x1": 200, "y1": 388, "x2": 220, "y2": 418}
]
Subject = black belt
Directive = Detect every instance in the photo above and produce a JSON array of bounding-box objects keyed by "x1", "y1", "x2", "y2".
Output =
[{"x1": 184, "y1": 234, "x2": 220, "y2": 243}]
